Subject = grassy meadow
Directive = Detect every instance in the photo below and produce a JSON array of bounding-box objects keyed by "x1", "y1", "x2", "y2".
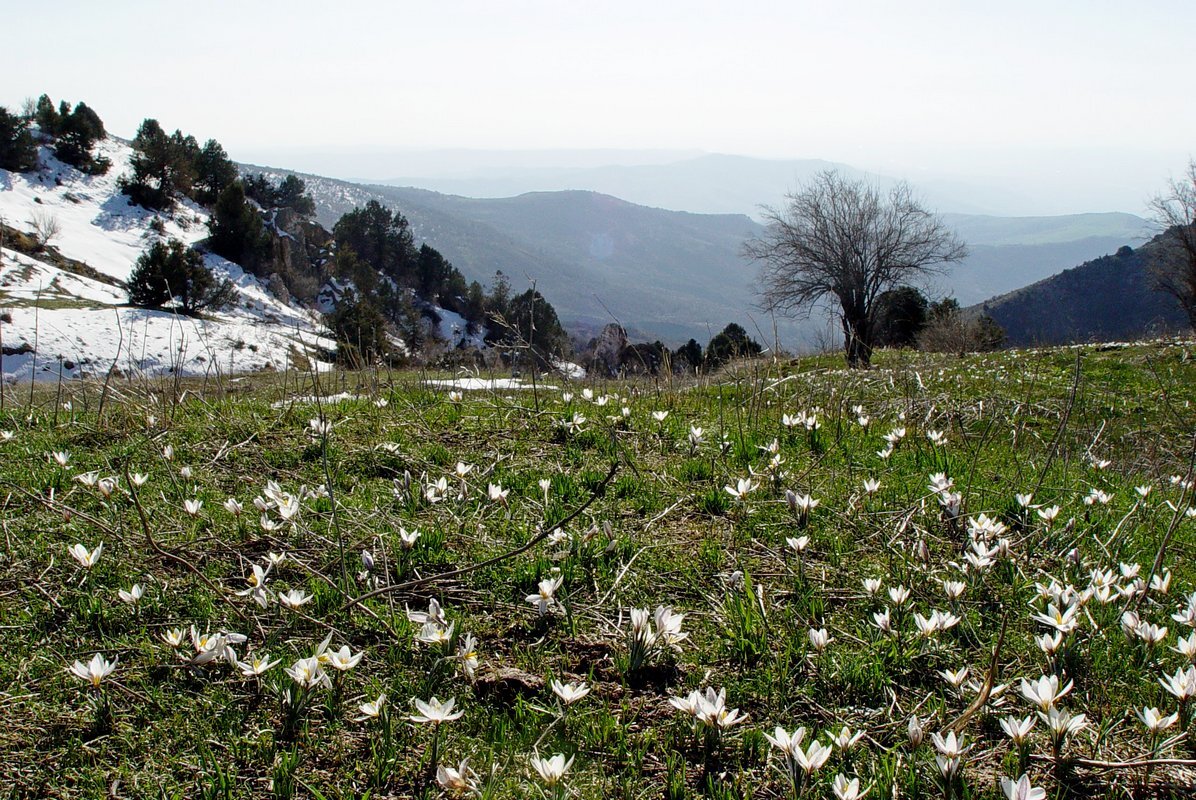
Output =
[{"x1": 3, "y1": 340, "x2": 1196, "y2": 799}]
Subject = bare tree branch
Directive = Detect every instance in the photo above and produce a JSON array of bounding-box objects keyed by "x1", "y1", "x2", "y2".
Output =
[
  {"x1": 743, "y1": 170, "x2": 966, "y2": 367},
  {"x1": 1148, "y1": 160, "x2": 1196, "y2": 330}
]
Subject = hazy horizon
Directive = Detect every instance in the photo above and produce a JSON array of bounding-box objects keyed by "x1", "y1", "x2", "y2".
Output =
[{"x1": 5, "y1": 1, "x2": 1193, "y2": 217}]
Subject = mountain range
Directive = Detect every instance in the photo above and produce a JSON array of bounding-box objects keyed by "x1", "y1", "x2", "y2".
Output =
[
  {"x1": 1, "y1": 126, "x2": 1174, "y2": 386},
  {"x1": 374, "y1": 153, "x2": 1095, "y2": 218},
  {"x1": 976, "y1": 236, "x2": 1189, "y2": 346},
  {"x1": 258, "y1": 163, "x2": 1151, "y2": 347}
]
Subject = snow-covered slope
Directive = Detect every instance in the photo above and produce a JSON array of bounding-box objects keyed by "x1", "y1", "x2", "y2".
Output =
[{"x1": 0, "y1": 137, "x2": 333, "y2": 382}]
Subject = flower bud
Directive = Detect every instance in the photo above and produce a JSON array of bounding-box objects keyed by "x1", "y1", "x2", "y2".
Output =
[{"x1": 908, "y1": 715, "x2": 925, "y2": 747}]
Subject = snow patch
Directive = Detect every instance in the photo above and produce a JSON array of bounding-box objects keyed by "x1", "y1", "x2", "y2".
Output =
[
  {"x1": 425, "y1": 377, "x2": 557, "y2": 391},
  {"x1": 0, "y1": 135, "x2": 334, "y2": 382}
]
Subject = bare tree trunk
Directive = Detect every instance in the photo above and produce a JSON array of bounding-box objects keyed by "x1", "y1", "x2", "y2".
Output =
[{"x1": 841, "y1": 303, "x2": 873, "y2": 368}]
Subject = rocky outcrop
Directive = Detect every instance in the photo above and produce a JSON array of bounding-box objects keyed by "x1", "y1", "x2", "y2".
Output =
[
  {"x1": 267, "y1": 208, "x2": 332, "y2": 303},
  {"x1": 588, "y1": 323, "x2": 627, "y2": 377}
]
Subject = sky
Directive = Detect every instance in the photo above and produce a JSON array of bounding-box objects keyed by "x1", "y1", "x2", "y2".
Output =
[{"x1": 5, "y1": 0, "x2": 1195, "y2": 215}]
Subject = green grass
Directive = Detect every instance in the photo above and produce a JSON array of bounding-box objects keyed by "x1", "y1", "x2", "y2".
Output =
[{"x1": 2, "y1": 341, "x2": 1196, "y2": 798}]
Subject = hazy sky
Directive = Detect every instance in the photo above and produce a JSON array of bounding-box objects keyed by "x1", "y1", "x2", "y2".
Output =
[{"x1": 5, "y1": 0, "x2": 1194, "y2": 214}]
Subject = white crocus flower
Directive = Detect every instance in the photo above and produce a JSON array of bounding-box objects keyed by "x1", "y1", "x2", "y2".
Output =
[
  {"x1": 1172, "y1": 631, "x2": 1196, "y2": 661},
  {"x1": 415, "y1": 621, "x2": 455, "y2": 647},
  {"x1": 68, "y1": 653, "x2": 117, "y2": 688},
  {"x1": 831, "y1": 726, "x2": 865, "y2": 751},
  {"x1": 425, "y1": 477, "x2": 449, "y2": 503},
  {"x1": 1159, "y1": 665, "x2": 1196, "y2": 700},
  {"x1": 1036, "y1": 631, "x2": 1064, "y2": 656},
  {"x1": 236, "y1": 564, "x2": 270, "y2": 608},
  {"x1": 931, "y1": 731, "x2": 968, "y2": 758},
  {"x1": 410, "y1": 695, "x2": 464, "y2": 724},
  {"x1": 1030, "y1": 602, "x2": 1079, "y2": 634},
  {"x1": 1001, "y1": 775, "x2": 1046, "y2": 800},
  {"x1": 526, "y1": 575, "x2": 564, "y2": 616},
  {"x1": 907, "y1": 715, "x2": 925, "y2": 746},
  {"x1": 326, "y1": 645, "x2": 363, "y2": 671},
  {"x1": 286, "y1": 656, "x2": 331, "y2": 690},
  {"x1": 118, "y1": 584, "x2": 144, "y2": 605},
  {"x1": 999, "y1": 715, "x2": 1035, "y2": 745},
  {"x1": 788, "y1": 491, "x2": 820, "y2": 515},
  {"x1": 764, "y1": 725, "x2": 807, "y2": 757},
  {"x1": 833, "y1": 774, "x2": 870, "y2": 800},
  {"x1": 457, "y1": 633, "x2": 479, "y2": 680},
  {"x1": 398, "y1": 527, "x2": 421, "y2": 549},
  {"x1": 653, "y1": 606, "x2": 688, "y2": 650},
  {"x1": 1038, "y1": 706, "x2": 1087, "y2": 739},
  {"x1": 358, "y1": 693, "x2": 386, "y2": 720},
  {"x1": 530, "y1": 752, "x2": 574, "y2": 787},
  {"x1": 407, "y1": 598, "x2": 447, "y2": 627},
  {"x1": 1037, "y1": 505, "x2": 1061, "y2": 525},
  {"x1": 1151, "y1": 570, "x2": 1173, "y2": 594},
  {"x1": 238, "y1": 654, "x2": 280, "y2": 677},
  {"x1": 794, "y1": 739, "x2": 833, "y2": 774},
  {"x1": 941, "y1": 667, "x2": 969, "y2": 690},
  {"x1": 68, "y1": 542, "x2": 103, "y2": 568},
  {"x1": 1020, "y1": 674, "x2": 1073, "y2": 711},
  {"x1": 1137, "y1": 706, "x2": 1179, "y2": 733},
  {"x1": 942, "y1": 580, "x2": 966, "y2": 601},
  {"x1": 551, "y1": 679, "x2": 591, "y2": 706},
  {"x1": 278, "y1": 589, "x2": 312, "y2": 609},
  {"x1": 724, "y1": 477, "x2": 756, "y2": 501},
  {"x1": 437, "y1": 758, "x2": 479, "y2": 797}
]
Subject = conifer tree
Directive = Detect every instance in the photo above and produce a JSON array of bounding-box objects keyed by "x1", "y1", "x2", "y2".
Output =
[
  {"x1": 193, "y1": 140, "x2": 238, "y2": 204},
  {"x1": 705, "y1": 323, "x2": 761, "y2": 368},
  {"x1": 208, "y1": 182, "x2": 269, "y2": 271},
  {"x1": 332, "y1": 200, "x2": 415, "y2": 280},
  {"x1": 54, "y1": 102, "x2": 109, "y2": 174},
  {"x1": 121, "y1": 119, "x2": 197, "y2": 209},
  {"x1": 0, "y1": 107, "x2": 38, "y2": 172},
  {"x1": 34, "y1": 94, "x2": 59, "y2": 136},
  {"x1": 127, "y1": 239, "x2": 235, "y2": 314},
  {"x1": 274, "y1": 175, "x2": 316, "y2": 216},
  {"x1": 122, "y1": 119, "x2": 176, "y2": 210}
]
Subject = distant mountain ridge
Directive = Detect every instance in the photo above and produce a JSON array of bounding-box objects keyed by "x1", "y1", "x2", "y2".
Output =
[
  {"x1": 381, "y1": 154, "x2": 860, "y2": 217},
  {"x1": 975, "y1": 236, "x2": 1187, "y2": 346},
  {"x1": 244, "y1": 163, "x2": 1152, "y2": 348},
  {"x1": 376, "y1": 153, "x2": 1156, "y2": 219}
]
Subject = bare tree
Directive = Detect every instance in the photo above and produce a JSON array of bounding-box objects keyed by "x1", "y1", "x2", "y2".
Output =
[
  {"x1": 745, "y1": 170, "x2": 967, "y2": 367},
  {"x1": 28, "y1": 210, "x2": 62, "y2": 251},
  {"x1": 1148, "y1": 160, "x2": 1196, "y2": 331}
]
